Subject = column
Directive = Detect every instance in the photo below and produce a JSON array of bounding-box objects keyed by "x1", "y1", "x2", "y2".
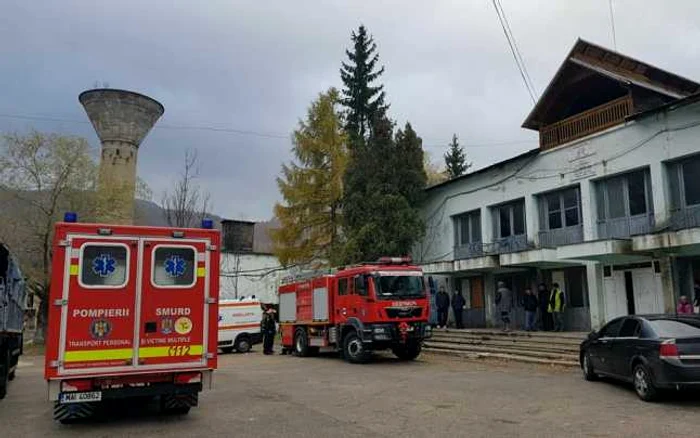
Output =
[
  {"x1": 525, "y1": 194, "x2": 539, "y2": 247},
  {"x1": 585, "y1": 261, "x2": 605, "y2": 329},
  {"x1": 649, "y1": 160, "x2": 671, "y2": 229},
  {"x1": 658, "y1": 256, "x2": 675, "y2": 314},
  {"x1": 484, "y1": 272, "x2": 496, "y2": 327},
  {"x1": 481, "y1": 206, "x2": 493, "y2": 245},
  {"x1": 580, "y1": 180, "x2": 597, "y2": 241}
]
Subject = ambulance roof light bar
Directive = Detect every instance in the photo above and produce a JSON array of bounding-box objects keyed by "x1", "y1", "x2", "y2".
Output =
[
  {"x1": 377, "y1": 256, "x2": 412, "y2": 265},
  {"x1": 64, "y1": 212, "x2": 78, "y2": 223},
  {"x1": 201, "y1": 218, "x2": 214, "y2": 229}
]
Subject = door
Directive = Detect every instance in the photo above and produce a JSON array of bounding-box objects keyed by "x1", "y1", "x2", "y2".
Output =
[
  {"x1": 334, "y1": 276, "x2": 354, "y2": 323},
  {"x1": 632, "y1": 269, "x2": 662, "y2": 314},
  {"x1": 624, "y1": 272, "x2": 636, "y2": 315},
  {"x1": 610, "y1": 317, "x2": 641, "y2": 379},
  {"x1": 590, "y1": 317, "x2": 623, "y2": 374},
  {"x1": 605, "y1": 271, "x2": 628, "y2": 320},
  {"x1": 463, "y1": 277, "x2": 485, "y2": 328},
  {"x1": 137, "y1": 240, "x2": 209, "y2": 368},
  {"x1": 60, "y1": 237, "x2": 139, "y2": 374}
]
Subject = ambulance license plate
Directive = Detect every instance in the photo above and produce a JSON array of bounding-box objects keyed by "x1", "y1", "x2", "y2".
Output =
[{"x1": 59, "y1": 391, "x2": 102, "y2": 404}]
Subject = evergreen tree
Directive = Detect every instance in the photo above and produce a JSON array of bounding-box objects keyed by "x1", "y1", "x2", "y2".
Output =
[
  {"x1": 271, "y1": 88, "x2": 348, "y2": 268},
  {"x1": 443, "y1": 134, "x2": 471, "y2": 179},
  {"x1": 342, "y1": 113, "x2": 424, "y2": 263},
  {"x1": 394, "y1": 122, "x2": 427, "y2": 206},
  {"x1": 340, "y1": 25, "x2": 387, "y2": 146}
]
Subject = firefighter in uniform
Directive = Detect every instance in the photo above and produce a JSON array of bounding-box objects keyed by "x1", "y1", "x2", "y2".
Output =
[{"x1": 262, "y1": 307, "x2": 277, "y2": 355}]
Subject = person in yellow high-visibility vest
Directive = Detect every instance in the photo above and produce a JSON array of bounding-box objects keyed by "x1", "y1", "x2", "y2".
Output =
[{"x1": 547, "y1": 283, "x2": 566, "y2": 332}]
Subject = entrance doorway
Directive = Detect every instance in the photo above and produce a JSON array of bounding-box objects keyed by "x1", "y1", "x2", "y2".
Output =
[{"x1": 604, "y1": 262, "x2": 662, "y2": 321}]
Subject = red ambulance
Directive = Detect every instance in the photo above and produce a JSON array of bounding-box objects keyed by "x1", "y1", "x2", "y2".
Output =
[{"x1": 44, "y1": 213, "x2": 220, "y2": 422}]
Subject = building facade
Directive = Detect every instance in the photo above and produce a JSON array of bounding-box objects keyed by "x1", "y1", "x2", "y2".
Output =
[{"x1": 416, "y1": 39, "x2": 700, "y2": 330}]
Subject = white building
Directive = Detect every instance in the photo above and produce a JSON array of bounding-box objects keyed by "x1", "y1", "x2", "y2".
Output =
[
  {"x1": 219, "y1": 219, "x2": 294, "y2": 304},
  {"x1": 417, "y1": 39, "x2": 700, "y2": 330}
]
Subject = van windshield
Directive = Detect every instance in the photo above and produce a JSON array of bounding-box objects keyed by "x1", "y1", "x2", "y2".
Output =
[{"x1": 373, "y1": 273, "x2": 425, "y2": 299}]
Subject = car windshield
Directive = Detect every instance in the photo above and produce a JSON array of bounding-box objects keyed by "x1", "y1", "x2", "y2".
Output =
[
  {"x1": 649, "y1": 319, "x2": 700, "y2": 337},
  {"x1": 373, "y1": 273, "x2": 425, "y2": 299}
]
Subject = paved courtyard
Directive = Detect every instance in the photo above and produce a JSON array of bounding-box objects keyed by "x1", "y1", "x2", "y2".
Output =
[{"x1": 2, "y1": 350, "x2": 700, "y2": 437}]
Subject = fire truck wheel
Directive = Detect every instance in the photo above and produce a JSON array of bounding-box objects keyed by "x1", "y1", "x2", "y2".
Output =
[
  {"x1": 392, "y1": 342, "x2": 422, "y2": 361},
  {"x1": 343, "y1": 331, "x2": 370, "y2": 364},
  {"x1": 294, "y1": 329, "x2": 310, "y2": 357},
  {"x1": 0, "y1": 347, "x2": 9, "y2": 400},
  {"x1": 235, "y1": 335, "x2": 252, "y2": 353}
]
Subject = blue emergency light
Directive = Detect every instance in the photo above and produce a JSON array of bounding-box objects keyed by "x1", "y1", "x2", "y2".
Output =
[
  {"x1": 64, "y1": 212, "x2": 78, "y2": 223},
  {"x1": 201, "y1": 218, "x2": 214, "y2": 229}
]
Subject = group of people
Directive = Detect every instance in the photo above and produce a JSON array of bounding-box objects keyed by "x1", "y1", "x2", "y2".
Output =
[{"x1": 432, "y1": 281, "x2": 567, "y2": 332}]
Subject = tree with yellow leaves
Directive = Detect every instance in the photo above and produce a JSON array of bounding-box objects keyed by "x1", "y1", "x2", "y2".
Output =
[{"x1": 271, "y1": 88, "x2": 348, "y2": 268}]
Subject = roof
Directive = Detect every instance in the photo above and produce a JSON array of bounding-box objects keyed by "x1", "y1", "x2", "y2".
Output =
[
  {"x1": 522, "y1": 39, "x2": 700, "y2": 130},
  {"x1": 425, "y1": 148, "x2": 539, "y2": 192},
  {"x1": 627, "y1": 91, "x2": 700, "y2": 122}
]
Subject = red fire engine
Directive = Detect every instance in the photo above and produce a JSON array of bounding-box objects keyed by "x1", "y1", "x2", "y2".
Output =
[
  {"x1": 44, "y1": 213, "x2": 220, "y2": 422},
  {"x1": 279, "y1": 257, "x2": 431, "y2": 363}
]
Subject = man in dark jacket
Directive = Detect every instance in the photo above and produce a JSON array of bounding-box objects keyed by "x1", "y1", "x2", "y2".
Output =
[
  {"x1": 435, "y1": 286, "x2": 450, "y2": 329},
  {"x1": 522, "y1": 288, "x2": 538, "y2": 331},
  {"x1": 451, "y1": 291, "x2": 466, "y2": 329},
  {"x1": 537, "y1": 283, "x2": 552, "y2": 331},
  {"x1": 261, "y1": 307, "x2": 277, "y2": 355}
]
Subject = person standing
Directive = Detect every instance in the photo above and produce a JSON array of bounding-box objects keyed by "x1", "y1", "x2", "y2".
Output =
[
  {"x1": 496, "y1": 281, "x2": 512, "y2": 332},
  {"x1": 261, "y1": 307, "x2": 277, "y2": 355},
  {"x1": 548, "y1": 283, "x2": 566, "y2": 332},
  {"x1": 451, "y1": 290, "x2": 466, "y2": 329},
  {"x1": 678, "y1": 295, "x2": 693, "y2": 315},
  {"x1": 537, "y1": 283, "x2": 552, "y2": 331},
  {"x1": 522, "y1": 288, "x2": 538, "y2": 331},
  {"x1": 435, "y1": 286, "x2": 450, "y2": 329}
]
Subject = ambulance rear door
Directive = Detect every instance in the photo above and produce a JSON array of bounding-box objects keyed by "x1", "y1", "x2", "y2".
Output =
[
  {"x1": 137, "y1": 238, "x2": 211, "y2": 369},
  {"x1": 58, "y1": 235, "x2": 139, "y2": 375}
]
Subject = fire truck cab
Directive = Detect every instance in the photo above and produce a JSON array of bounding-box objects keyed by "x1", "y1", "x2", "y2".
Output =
[
  {"x1": 44, "y1": 214, "x2": 220, "y2": 422},
  {"x1": 279, "y1": 257, "x2": 431, "y2": 363}
]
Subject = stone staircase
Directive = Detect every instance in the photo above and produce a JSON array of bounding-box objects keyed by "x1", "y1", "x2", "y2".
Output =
[{"x1": 424, "y1": 329, "x2": 585, "y2": 367}]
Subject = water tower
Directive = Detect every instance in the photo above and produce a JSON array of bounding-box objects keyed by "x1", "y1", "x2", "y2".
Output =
[{"x1": 79, "y1": 89, "x2": 164, "y2": 224}]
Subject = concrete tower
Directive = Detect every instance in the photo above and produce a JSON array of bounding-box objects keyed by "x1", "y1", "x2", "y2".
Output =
[{"x1": 79, "y1": 89, "x2": 164, "y2": 224}]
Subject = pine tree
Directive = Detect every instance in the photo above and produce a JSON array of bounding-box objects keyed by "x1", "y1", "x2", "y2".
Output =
[
  {"x1": 443, "y1": 134, "x2": 471, "y2": 179},
  {"x1": 271, "y1": 88, "x2": 348, "y2": 268},
  {"x1": 394, "y1": 122, "x2": 427, "y2": 206},
  {"x1": 340, "y1": 25, "x2": 387, "y2": 146}
]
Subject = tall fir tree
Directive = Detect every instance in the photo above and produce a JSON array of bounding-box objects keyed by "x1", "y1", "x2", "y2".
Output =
[
  {"x1": 340, "y1": 25, "x2": 387, "y2": 146},
  {"x1": 271, "y1": 88, "x2": 348, "y2": 268},
  {"x1": 443, "y1": 134, "x2": 471, "y2": 179},
  {"x1": 394, "y1": 123, "x2": 427, "y2": 206}
]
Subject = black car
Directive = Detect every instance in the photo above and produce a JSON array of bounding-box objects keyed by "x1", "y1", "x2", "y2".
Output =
[{"x1": 580, "y1": 314, "x2": 700, "y2": 401}]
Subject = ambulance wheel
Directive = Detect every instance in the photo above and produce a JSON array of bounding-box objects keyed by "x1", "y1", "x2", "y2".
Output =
[
  {"x1": 294, "y1": 329, "x2": 310, "y2": 357},
  {"x1": 161, "y1": 393, "x2": 196, "y2": 415},
  {"x1": 392, "y1": 342, "x2": 422, "y2": 361},
  {"x1": 343, "y1": 331, "x2": 370, "y2": 364},
  {"x1": 54, "y1": 401, "x2": 96, "y2": 423},
  {"x1": 235, "y1": 335, "x2": 252, "y2": 353}
]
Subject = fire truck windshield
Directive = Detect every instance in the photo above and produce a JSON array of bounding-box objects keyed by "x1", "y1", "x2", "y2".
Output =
[{"x1": 373, "y1": 273, "x2": 425, "y2": 299}]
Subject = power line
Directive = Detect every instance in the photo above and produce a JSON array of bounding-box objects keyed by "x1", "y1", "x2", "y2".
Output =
[
  {"x1": 496, "y1": 0, "x2": 537, "y2": 96},
  {"x1": 608, "y1": 0, "x2": 617, "y2": 51},
  {"x1": 491, "y1": 0, "x2": 537, "y2": 104}
]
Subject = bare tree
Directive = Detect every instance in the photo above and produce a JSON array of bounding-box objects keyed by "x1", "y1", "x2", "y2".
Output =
[
  {"x1": 161, "y1": 149, "x2": 212, "y2": 228},
  {"x1": 0, "y1": 130, "x2": 96, "y2": 341}
]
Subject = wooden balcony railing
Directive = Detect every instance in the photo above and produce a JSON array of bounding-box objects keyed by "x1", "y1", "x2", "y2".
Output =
[{"x1": 539, "y1": 96, "x2": 633, "y2": 150}]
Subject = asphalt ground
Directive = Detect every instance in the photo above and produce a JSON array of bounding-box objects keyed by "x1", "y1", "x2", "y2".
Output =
[{"x1": 2, "y1": 350, "x2": 700, "y2": 437}]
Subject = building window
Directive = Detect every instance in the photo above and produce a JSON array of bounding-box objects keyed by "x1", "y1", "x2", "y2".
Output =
[
  {"x1": 455, "y1": 210, "x2": 482, "y2": 245},
  {"x1": 541, "y1": 187, "x2": 580, "y2": 230},
  {"x1": 669, "y1": 154, "x2": 700, "y2": 209},
  {"x1": 596, "y1": 169, "x2": 653, "y2": 220},
  {"x1": 493, "y1": 200, "x2": 525, "y2": 239}
]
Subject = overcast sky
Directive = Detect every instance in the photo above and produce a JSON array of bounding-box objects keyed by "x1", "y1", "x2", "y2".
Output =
[{"x1": 2, "y1": 1, "x2": 699, "y2": 221}]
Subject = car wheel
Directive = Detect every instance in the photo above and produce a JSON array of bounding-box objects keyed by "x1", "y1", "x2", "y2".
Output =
[
  {"x1": 633, "y1": 364, "x2": 658, "y2": 402},
  {"x1": 343, "y1": 331, "x2": 370, "y2": 364},
  {"x1": 582, "y1": 351, "x2": 598, "y2": 381},
  {"x1": 235, "y1": 335, "x2": 251, "y2": 353}
]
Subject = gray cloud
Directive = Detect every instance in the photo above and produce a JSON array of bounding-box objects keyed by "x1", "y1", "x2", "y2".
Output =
[{"x1": 1, "y1": 0, "x2": 699, "y2": 220}]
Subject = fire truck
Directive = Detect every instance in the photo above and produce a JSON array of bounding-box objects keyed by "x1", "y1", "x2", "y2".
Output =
[
  {"x1": 279, "y1": 257, "x2": 431, "y2": 363},
  {"x1": 44, "y1": 213, "x2": 220, "y2": 422}
]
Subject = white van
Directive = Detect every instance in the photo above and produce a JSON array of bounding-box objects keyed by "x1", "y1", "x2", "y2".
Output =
[{"x1": 218, "y1": 298, "x2": 263, "y2": 353}]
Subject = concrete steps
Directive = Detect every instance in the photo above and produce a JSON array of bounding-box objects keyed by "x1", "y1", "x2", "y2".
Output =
[{"x1": 424, "y1": 329, "x2": 585, "y2": 368}]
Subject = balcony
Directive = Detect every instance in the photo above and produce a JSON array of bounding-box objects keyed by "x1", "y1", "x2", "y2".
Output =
[
  {"x1": 538, "y1": 225, "x2": 584, "y2": 248},
  {"x1": 539, "y1": 96, "x2": 633, "y2": 150},
  {"x1": 454, "y1": 242, "x2": 484, "y2": 260},
  {"x1": 670, "y1": 205, "x2": 700, "y2": 231},
  {"x1": 487, "y1": 235, "x2": 530, "y2": 255},
  {"x1": 597, "y1": 213, "x2": 655, "y2": 239}
]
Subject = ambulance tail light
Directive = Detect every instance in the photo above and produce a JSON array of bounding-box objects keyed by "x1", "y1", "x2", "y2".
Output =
[
  {"x1": 61, "y1": 379, "x2": 93, "y2": 392},
  {"x1": 377, "y1": 256, "x2": 412, "y2": 264},
  {"x1": 174, "y1": 372, "x2": 202, "y2": 385}
]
